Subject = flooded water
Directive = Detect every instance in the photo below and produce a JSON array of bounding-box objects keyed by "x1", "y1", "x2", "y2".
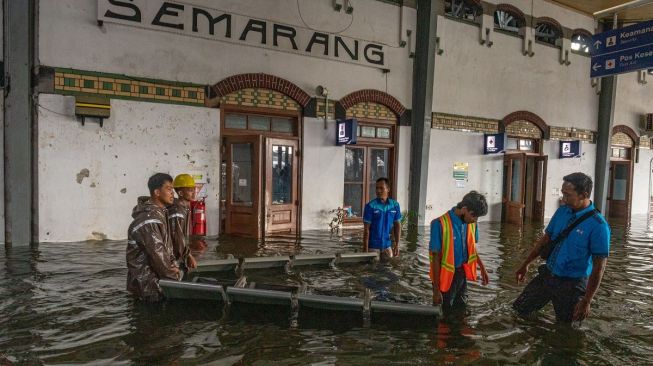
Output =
[{"x1": 1, "y1": 216, "x2": 652, "y2": 365}]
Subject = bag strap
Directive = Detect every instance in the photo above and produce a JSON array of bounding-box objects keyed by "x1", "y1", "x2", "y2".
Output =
[{"x1": 550, "y1": 208, "x2": 599, "y2": 247}]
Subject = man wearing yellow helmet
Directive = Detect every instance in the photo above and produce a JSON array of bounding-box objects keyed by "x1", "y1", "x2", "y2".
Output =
[{"x1": 168, "y1": 174, "x2": 198, "y2": 270}]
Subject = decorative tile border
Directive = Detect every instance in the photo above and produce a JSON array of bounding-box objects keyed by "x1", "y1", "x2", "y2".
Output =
[
  {"x1": 612, "y1": 132, "x2": 634, "y2": 147},
  {"x1": 346, "y1": 102, "x2": 396, "y2": 121},
  {"x1": 316, "y1": 98, "x2": 336, "y2": 120},
  {"x1": 432, "y1": 113, "x2": 499, "y2": 133},
  {"x1": 220, "y1": 88, "x2": 300, "y2": 111},
  {"x1": 505, "y1": 120, "x2": 542, "y2": 139},
  {"x1": 549, "y1": 126, "x2": 595, "y2": 142},
  {"x1": 52, "y1": 67, "x2": 205, "y2": 106},
  {"x1": 640, "y1": 136, "x2": 651, "y2": 149}
]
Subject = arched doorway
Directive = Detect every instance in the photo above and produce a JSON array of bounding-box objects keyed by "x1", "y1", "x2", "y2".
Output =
[
  {"x1": 500, "y1": 111, "x2": 549, "y2": 225},
  {"x1": 209, "y1": 74, "x2": 311, "y2": 237},
  {"x1": 608, "y1": 125, "x2": 638, "y2": 220},
  {"x1": 336, "y1": 90, "x2": 404, "y2": 223}
]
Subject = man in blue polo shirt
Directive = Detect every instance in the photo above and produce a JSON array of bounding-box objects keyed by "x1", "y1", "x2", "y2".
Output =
[
  {"x1": 363, "y1": 177, "x2": 402, "y2": 259},
  {"x1": 513, "y1": 172, "x2": 610, "y2": 323}
]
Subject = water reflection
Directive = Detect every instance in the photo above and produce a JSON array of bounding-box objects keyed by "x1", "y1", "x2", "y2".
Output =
[{"x1": 0, "y1": 216, "x2": 651, "y2": 364}]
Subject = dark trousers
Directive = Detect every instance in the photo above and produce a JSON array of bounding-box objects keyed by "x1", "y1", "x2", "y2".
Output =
[
  {"x1": 442, "y1": 267, "x2": 468, "y2": 313},
  {"x1": 512, "y1": 265, "x2": 587, "y2": 322}
]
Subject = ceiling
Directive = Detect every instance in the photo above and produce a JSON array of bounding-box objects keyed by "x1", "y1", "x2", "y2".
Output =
[{"x1": 549, "y1": 0, "x2": 653, "y2": 21}]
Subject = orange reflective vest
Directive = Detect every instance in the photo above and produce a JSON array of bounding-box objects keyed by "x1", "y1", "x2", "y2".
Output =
[{"x1": 429, "y1": 212, "x2": 478, "y2": 292}]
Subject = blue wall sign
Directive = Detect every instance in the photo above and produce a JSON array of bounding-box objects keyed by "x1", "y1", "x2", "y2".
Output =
[
  {"x1": 484, "y1": 133, "x2": 505, "y2": 154},
  {"x1": 591, "y1": 19, "x2": 653, "y2": 78},
  {"x1": 336, "y1": 119, "x2": 358, "y2": 146},
  {"x1": 559, "y1": 140, "x2": 581, "y2": 159}
]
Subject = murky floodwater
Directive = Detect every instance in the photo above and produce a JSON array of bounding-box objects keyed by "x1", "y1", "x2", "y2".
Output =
[{"x1": 1, "y1": 216, "x2": 652, "y2": 365}]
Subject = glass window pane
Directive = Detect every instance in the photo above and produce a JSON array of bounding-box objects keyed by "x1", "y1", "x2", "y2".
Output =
[
  {"x1": 619, "y1": 149, "x2": 629, "y2": 159},
  {"x1": 510, "y1": 158, "x2": 522, "y2": 201},
  {"x1": 225, "y1": 114, "x2": 247, "y2": 129},
  {"x1": 249, "y1": 116, "x2": 270, "y2": 131},
  {"x1": 536, "y1": 160, "x2": 544, "y2": 202},
  {"x1": 361, "y1": 126, "x2": 376, "y2": 138},
  {"x1": 271, "y1": 145, "x2": 293, "y2": 204},
  {"x1": 506, "y1": 138, "x2": 518, "y2": 150},
  {"x1": 519, "y1": 139, "x2": 533, "y2": 151},
  {"x1": 231, "y1": 143, "x2": 253, "y2": 205},
  {"x1": 271, "y1": 118, "x2": 293, "y2": 133},
  {"x1": 344, "y1": 184, "x2": 363, "y2": 217},
  {"x1": 368, "y1": 149, "x2": 389, "y2": 201},
  {"x1": 612, "y1": 148, "x2": 620, "y2": 158},
  {"x1": 345, "y1": 147, "x2": 364, "y2": 182},
  {"x1": 357, "y1": 126, "x2": 361, "y2": 137},
  {"x1": 613, "y1": 164, "x2": 628, "y2": 201},
  {"x1": 377, "y1": 127, "x2": 391, "y2": 139}
]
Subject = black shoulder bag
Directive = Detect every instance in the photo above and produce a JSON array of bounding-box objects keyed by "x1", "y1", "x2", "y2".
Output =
[{"x1": 539, "y1": 209, "x2": 599, "y2": 260}]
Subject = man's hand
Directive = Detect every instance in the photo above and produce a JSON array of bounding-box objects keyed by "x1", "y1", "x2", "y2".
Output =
[
  {"x1": 573, "y1": 297, "x2": 591, "y2": 321},
  {"x1": 392, "y1": 244, "x2": 399, "y2": 257},
  {"x1": 515, "y1": 263, "x2": 529, "y2": 284},
  {"x1": 480, "y1": 264, "x2": 489, "y2": 286},
  {"x1": 432, "y1": 289, "x2": 443, "y2": 305},
  {"x1": 186, "y1": 254, "x2": 197, "y2": 269}
]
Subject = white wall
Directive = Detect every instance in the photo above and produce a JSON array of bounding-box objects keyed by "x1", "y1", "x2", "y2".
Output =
[
  {"x1": 38, "y1": 0, "x2": 414, "y2": 106},
  {"x1": 542, "y1": 141, "x2": 597, "y2": 217},
  {"x1": 426, "y1": 130, "x2": 504, "y2": 223},
  {"x1": 395, "y1": 126, "x2": 411, "y2": 212},
  {"x1": 632, "y1": 149, "x2": 653, "y2": 216},
  {"x1": 37, "y1": 94, "x2": 220, "y2": 242},
  {"x1": 301, "y1": 118, "x2": 345, "y2": 230},
  {"x1": 433, "y1": 17, "x2": 598, "y2": 130}
]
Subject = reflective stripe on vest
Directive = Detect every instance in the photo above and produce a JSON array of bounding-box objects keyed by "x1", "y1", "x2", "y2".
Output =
[{"x1": 429, "y1": 212, "x2": 479, "y2": 292}]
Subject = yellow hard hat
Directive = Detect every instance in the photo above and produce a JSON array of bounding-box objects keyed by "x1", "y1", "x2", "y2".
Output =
[{"x1": 173, "y1": 174, "x2": 195, "y2": 188}]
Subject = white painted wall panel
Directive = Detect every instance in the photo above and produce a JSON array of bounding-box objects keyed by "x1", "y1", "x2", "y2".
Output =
[{"x1": 37, "y1": 94, "x2": 220, "y2": 242}]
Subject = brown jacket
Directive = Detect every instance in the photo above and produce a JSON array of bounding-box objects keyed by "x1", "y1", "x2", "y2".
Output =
[
  {"x1": 126, "y1": 197, "x2": 179, "y2": 302},
  {"x1": 167, "y1": 198, "x2": 191, "y2": 262}
]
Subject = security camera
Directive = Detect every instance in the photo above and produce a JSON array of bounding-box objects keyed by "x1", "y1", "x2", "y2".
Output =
[{"x1": 315, "y1": 85, "x2": 329, "y2": 97}]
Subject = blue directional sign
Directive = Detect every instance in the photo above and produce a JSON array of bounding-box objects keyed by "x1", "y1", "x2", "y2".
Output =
[
  {"x1": 336, "y1": 119, "x2": 358, "y2": 146},
  {"x1": 591, "y1": 19, "x2": 653, "y2": 78}
]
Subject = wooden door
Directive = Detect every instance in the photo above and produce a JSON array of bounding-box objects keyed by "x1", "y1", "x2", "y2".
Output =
[
  {"x1": 503, "y1": 153, "x2": 526, "y2": 225},
  {"x1": 224, "y1": 135, "x2": 262, "y2": 238},
  {"x1": 264, "y1": 138, "x2": 299, "y2": 235},
  {"x1": 608, "y1": 160, "x2": 632, "y2": 220},
  {"x1": 532, "y1": 155, "x2": 548, "y2": 222}
]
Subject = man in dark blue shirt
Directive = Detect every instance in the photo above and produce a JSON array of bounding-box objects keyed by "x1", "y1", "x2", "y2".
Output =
[
  {"x1": 513, "y1": 172, "x2": 610, "y2": 323},
  {"x1": 363, "y1": 177, "x2": 402, "y2": 259}
]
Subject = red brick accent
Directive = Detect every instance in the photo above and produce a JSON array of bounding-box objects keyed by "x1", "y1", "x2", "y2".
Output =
[
  {"x1": 501, "y1": 111, "x2": 548, "y2": 135},
  {"x1": 535, "y1": 16, "x2": 563, "y2": 36},
  {"x1": 338, "y1": 89, "x2": 406, "y2": 117},
  {"x1": 210, "y1": 73, "x2": 311, "y2": 107},
  {"x1": 612, "y1": 125, "x2": 639, "y2": 144},
  {"x1": 496, "y1": 4, "x2": 526, "y2": 26},
  {"x1": 572, "y1": 28, "x2": 593, "y2": 39}
]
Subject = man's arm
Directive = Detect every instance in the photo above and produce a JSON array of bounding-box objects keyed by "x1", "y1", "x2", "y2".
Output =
[
  {"x1": 363, "y1": 223, "x2": 370, "y2": 252},
  {"x1": 515, "y1": 232, "x2": 551, "y2": 283},
  {"x1": 430, "y1": 250, "x2": 443, "y2": 304},
  {"x1": 134, "y1": 223, "x2": 180, "y2": 280},
  {"x1": 573, "y1": 256, "x2": 607, "y2": 321},
  {"x1": 476, "y1": 254, "x2": 489, "y2": 285},
  {"x1": 392, "y1": 221, "x2": 401, "y2": 256}
]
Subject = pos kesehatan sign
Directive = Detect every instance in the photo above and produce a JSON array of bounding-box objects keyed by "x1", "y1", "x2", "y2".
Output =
[
  {"x1": 483, "y1": 133, "x2": 505, "y2": 154},
  {"x1": 336, "y1": 119, "x2": 358, "y2": 146}
]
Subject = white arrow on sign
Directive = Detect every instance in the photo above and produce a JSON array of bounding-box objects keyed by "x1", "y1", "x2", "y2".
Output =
[
  {"x1": 592, "y1": 63, "x2": 602, "y2": 71},
  {"x1": 594, "y1": 40, "x2": 602, "y2": 49}
]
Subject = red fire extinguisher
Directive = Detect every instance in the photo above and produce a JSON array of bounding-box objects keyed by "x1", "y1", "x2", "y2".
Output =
[{"x1": 190, "y1": 198, "x2": 206, "y2": 236}]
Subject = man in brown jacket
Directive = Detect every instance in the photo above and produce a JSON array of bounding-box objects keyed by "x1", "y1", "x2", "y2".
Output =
[
  {"x1": 168, "y1": 173, "x2": 198, "y2": 269},
  {"x1": 126, "y1": 173, "x2": 180, "y2": 302}
]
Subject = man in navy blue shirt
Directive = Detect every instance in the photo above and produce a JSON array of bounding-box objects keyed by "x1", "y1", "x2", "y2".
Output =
[
  {"x1": 513, "y1": 172, "x2": 610, "y2": 323},
  {"x1": 363, "y1": 177, "x2": 402, "y2": 259}
]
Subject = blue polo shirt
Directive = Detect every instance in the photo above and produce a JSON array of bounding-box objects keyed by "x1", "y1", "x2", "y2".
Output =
[
  {"x1": 545, "y1": 203, "x2": 610, "y2": 278},
  {"x1": 429, "y1": 208, "x2": 479, "y2": 268},
  {"x1": 363, "y1": 198, "x2": 402, "y2": 250}
]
